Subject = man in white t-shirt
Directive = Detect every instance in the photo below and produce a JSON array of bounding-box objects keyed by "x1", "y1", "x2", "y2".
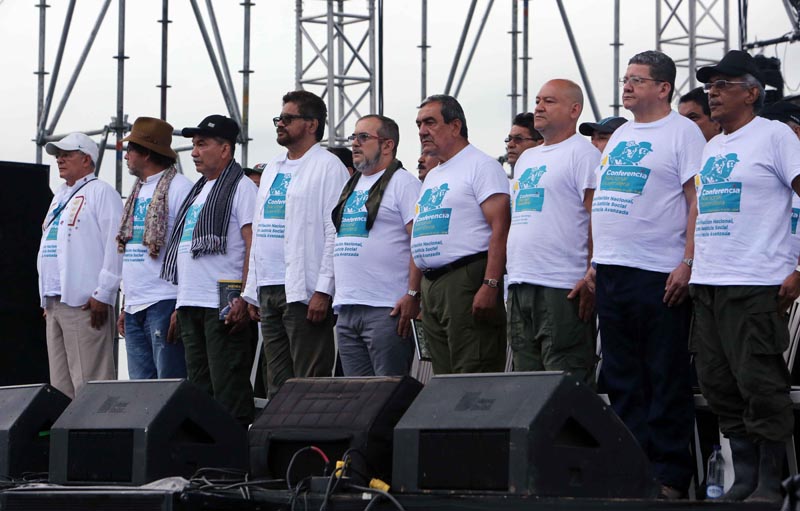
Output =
[
  {"x1": 507, "y1": 79, "x2": 599, "y2": 383},
  {"x1": 116, "y1": 117, "x2": 192, "y2": 379},
  {"x1": 587, "y1": 51, "x2": 705, "y2": 499},
  {"x1": 690, "y1": 51, "x2": 800, "y2": 504},
  {"x1": 160, "y1": 114, "x2": 257, "y2": 426},
  {"x1": 412, "y1": 94, "x2": 511, "y2": 374},
  {"x1": 243, "y1": 91, "x2": 348, "y2": 398},
  {"x1": 504, "y1": 112, "x2": 543, "y2": 174},
  {"x1": 331, "y1": 114, "x2": 421, "y2": 376},
  {"x1": 38, "y1": 132, "x2": 122, "y2": 398}
]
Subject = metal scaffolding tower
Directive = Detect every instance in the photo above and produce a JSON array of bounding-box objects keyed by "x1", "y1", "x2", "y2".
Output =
[
  {"x1": 295, "y1": 0, "x2": 376, "y2": 147},
  {"x1": 656, "y1": 0, "x2": 730, "y2": 97}
]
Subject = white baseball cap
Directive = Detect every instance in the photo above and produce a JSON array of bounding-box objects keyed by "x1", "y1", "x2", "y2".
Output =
[{"x1": 45, "y1": 133, "x2": 99, "y2": 165}]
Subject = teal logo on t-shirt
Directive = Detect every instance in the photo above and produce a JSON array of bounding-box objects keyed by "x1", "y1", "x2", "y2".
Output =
[
  {"x1": 338, "y1": 190, "x2": 369, "y2": 238},
  {"x1": 181, "y1": 204, "x2": 202, "y2": 242},
  {"x1": 515, "y1": 165, "x2": 547, "y2": 212},
  {"x1": 698, "y1": 153, "x2": 741, "y2": 214},
  {"x1": 792, "y1": 208, "x2": 800, "y2": 235},
  {"x1": 599, "y1": 141, "x2": 653, "y2": 195},
  {"x1": 264, "y1": 172, "x2": 292, "y2": 219},
  {"x1": 45, "y1": 210, "x2": 62, "y2": 242},
  {"x1": 131, "y1": 198, "x2": 151, "y2": 244},
  {"x1": 413, "y1": 184, "x2": 451, "y2": 237}
]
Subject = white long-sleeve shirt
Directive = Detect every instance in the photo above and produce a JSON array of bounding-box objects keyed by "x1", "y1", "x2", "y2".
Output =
[
  {"x1": 37, "y1": 174, "x2": 123, "y2": 308},
  {"x1": 243, "y1": 144, "x2": 348, "y2": 305}
]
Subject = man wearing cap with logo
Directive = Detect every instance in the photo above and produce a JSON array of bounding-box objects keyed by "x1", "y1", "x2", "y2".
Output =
[
  {"x1": 678, "y1": 87, "x2": 721, "y2": 142},
  {"x1": 587, "y1": 50, "x2": 705, "y2": 499},
  {"x1": 578, "y1": 116, "x2": 627, "y2": 153},
  {"x1": 38, "y1": 133, "x2": 123, "y2": 398},
  {"x1": 690, "y1": 51, "x2": 800, "y2": 504},
  {"x1": 116, "y1": 117, "x2": 193, "y2": 380},
  {"x1": 506, "y1": 79, "x2": 599, "y2": 383},
  {"x1": 412, "y1": 94, "x2": 510, "y2": 374},
  {"x1": 505, "y1": 112, "x2": 543, "y2": 172},
  {"x1": 243, "y1": 91, "x2": 348, "y2": 398},
  {"x1": 160, "y1": 114, "x2": 257, "y2": 426}
]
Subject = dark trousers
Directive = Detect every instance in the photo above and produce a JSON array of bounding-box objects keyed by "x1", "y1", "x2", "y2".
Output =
[
  {"x1": 177, "y1": 306, "x2": 255, "y2": 426},
  {"x1": 596, "y1": 264, "x2": 695, "y2": 490},
  {"x1": 691, "y1": 284, "x2": 793, "y2": 442}
]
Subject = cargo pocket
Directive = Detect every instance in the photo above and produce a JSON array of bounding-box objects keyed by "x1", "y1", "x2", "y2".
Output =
[{"x1": 744, "y1": 290, "x2": 789, "y2": 356}]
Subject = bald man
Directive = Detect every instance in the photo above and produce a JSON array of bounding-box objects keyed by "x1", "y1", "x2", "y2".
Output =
[{"x1": 506, "y1": 79, "x2": 600, "y2": 382}]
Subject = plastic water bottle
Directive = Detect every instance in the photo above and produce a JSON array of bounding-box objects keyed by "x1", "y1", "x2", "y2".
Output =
[{"x1": 706, "y1": 444, "x2": 724, "y2": 499}]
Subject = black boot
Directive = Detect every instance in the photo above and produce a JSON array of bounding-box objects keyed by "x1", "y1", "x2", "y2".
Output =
[
  {"x1": 719, "y1": 437, "x2": 759, "y2": 501},
  {"x1": 745, "y1": 440, "x2": 786, "y2": 505}
]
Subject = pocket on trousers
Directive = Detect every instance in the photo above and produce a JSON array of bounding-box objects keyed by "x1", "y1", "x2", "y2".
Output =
[{"x1": 744, "y1": 290, "x2": 789, "y2": 355}]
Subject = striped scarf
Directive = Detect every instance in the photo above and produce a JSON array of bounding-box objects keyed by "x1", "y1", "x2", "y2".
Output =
[
  {"x1": 160, "y1": 159, "x2": 244, "y2": 284},
  {"x1": 117, "y1": 166, "x2": 178, "y2": 257}
]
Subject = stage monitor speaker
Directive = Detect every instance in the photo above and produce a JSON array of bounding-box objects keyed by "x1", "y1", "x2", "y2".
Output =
[
  {"x1": 393, "y1": 372, "x2": 659, "y2": 499},
  {"x1": 48, "y1": 379, "x2": 248, "y2": 485},
  {"x1": 0, "y1": 384, "x2": 70, "y2": 479},
  {"x1": 249, "y1": 376, "x2": 423, "y2": 484}
]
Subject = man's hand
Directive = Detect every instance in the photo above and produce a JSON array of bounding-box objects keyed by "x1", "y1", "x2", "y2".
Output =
[
  {"x1": 117, "y1": 310, "x2": 126, "y2": 336},
  {"x1": 663, "y1": 262, "x2": 691, "y2": 307},
  {"x1": 583, "y1": 266, "x2": 596, "y2": 294},
  {"x1": 248, "y1": 303, "x2": 261, "y2": 322},
  {"x1": 390, "y1": 294, "x2": 421, "y2": 338},
  {"x1": 307, "y1": 292, "x2": 331, "y2": 323},
  {"x1": 167, "y1": 310, "x2": 180, "y2": 342},
  {"x1": 472, "y1": 285, "x2": 499, "y2": 320},
  {"x1": 778, "y1": 271, "x2": 800, "y2": 312},
  {"x1": 224, "y1": 297, "x2": 249, "y2": 333},
  {"x1": 81, "y1": 297, "x2": 109, "y2": 330},
  {"x1": 567, "y1": 279, "x2": 595, "y2": 322}
]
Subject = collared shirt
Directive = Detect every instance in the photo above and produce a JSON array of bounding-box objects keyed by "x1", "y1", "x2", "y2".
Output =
[
  {"x1": 37, "y1": 174, "x2": 124, "y2": 307},
  {"x1": 243, "y1": 144, "x2": 349, "y2": 305}
]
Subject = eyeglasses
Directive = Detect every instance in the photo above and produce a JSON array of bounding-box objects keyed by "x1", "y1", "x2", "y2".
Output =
[
  {"x1": 703, "y1": 80, "x2": 750, "y2": 92},
  {"x1": 505, "y1": 135, "x2": 539, "y2": 144},
  {"x1": 618, "y1": 76, "x2": 664, "y2": 86},
  {"x1": 347, "y1": 132, "x2": 386, "y2": 144},
  {"x1": 272, "y1": 114, "x2": 312, "y2": 127}
]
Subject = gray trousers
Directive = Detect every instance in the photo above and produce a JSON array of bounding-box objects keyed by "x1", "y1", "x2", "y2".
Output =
[{"x1": 336, "y1": 305, "x2": 414, "y2": 376}]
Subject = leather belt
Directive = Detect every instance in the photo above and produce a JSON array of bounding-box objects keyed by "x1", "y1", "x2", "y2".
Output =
[{"x1": 422, "y1": 251, "x2": 488, "y2": 281}]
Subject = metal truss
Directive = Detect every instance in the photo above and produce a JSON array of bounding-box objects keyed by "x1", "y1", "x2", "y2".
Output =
[
  {"x1": 657, "y1": 0, "x2": 730, "y2": 97},
  {"x1": 295, "y1": 0, "x2": 376, "y2": 148}
]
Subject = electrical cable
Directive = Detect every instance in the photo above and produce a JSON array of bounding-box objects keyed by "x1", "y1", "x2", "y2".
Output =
[{"x1": 349, "y1": 484, "x2": 405, "y2": 511}]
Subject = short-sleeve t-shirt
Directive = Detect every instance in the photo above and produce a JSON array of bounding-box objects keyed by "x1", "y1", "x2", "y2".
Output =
[
  {"x1": 591, "y1": 110, "x2": 705, "y2": 272},
  {"x1": 333, "y1": 168, "x2": 421, "y2": 308},
  {"x1": 176, "y1": 178, "x2": 257, "y2": 308},
  {"x1": 122, "y1": 171, "x2": 193, "y2": 311},
  {"x1": 691, "y1": 117, "x2": 800, "y2": 286},
  {"x1": 507, "y1": 134, "x2": 599, "y2": 289},
  {"x1": 411, "y1": 144, "x2": 509, "y2": 270}
]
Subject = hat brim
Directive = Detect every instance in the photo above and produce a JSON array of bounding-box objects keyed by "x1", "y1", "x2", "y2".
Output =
[
  {"x1": 181, "y1": 127, "x2": 237, "y2": 143},
  {"x1": 122, "y1": 134, "x2": 178, "y2": 160},
  {"x1": 579, "y1": 123, "x2": 613, "y2": 136},
  {"x1": 696, "y1": 64, "x2": 763, "y2": 85},
  {"x1": 44, "y1": 140, "x2": 75, "y2": 156}
]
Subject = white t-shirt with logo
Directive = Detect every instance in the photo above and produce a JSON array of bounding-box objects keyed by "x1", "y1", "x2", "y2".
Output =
[
  {"x1": 507, "y1": 134, "x2": 599, "y2": 289},
  {"x1": 790, "y1": 195, "x2": 800, "y2": 259},
  {"x1": 691, "y1": 117, "x2": 800, "y2": 285},
  {"x1": 40, "y1": 185, "x2": 74, "y2": 297},
  {"x1": 411, "y1": 144, "x2": 509, "y2": 270},
  {"x1": 122, "y1": 171, "x2": 193, "y2": 312},
  {"x1": 591, "y1": 111, "x2": 705, "y2": 273},
  {"x1": 333, "y1": 168, "x2": 421, "y2": 309},
  {"x1": 252, "y1": 160, "x2": 297, "y2": 286},
  {"x1": 176, "y1": 177, "x2": 257, "y2": 308}
]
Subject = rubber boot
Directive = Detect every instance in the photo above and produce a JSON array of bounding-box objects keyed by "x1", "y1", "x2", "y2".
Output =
[
  {"x1": 719, "y1": 437, "x2": 759, "y2": 501},
  {"x1": 745, "y1": 440, "x2": 786, "y2": 505}
]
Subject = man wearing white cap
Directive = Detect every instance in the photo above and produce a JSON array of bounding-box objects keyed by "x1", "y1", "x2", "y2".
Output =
[{"x1": 38, "y1": 132, "x2": 123, "y2": 398}]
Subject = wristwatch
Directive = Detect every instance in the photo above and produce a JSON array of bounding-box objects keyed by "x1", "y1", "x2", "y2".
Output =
[
  {"x1": 407, "y1": 289, "x2": 421, "y2": 299},
  {"x1": 682, "y1": 257, "x2": 693, "y2": 268},
  {"x1": 482, "y1": 278, "x2": 499, "y2": 288}
]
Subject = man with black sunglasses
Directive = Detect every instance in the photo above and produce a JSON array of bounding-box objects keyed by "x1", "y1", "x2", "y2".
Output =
[{"x1": 243, "y1": 90, "x2": 348, "y2": 398}]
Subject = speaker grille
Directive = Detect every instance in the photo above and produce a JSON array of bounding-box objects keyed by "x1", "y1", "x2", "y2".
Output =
[
  {"x1": 67, "y1": 430, "x2": 133, "y2": 483},
  {"x1": 418, "y1": 429, "x2": 509, "y2": 491}
]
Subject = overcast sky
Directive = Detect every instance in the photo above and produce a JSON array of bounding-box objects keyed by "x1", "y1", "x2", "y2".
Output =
[{"x1": 1, "y1": 0, "x2": 798, "y2": 193}]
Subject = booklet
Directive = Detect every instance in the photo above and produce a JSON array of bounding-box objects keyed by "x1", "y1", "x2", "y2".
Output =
[
  {"x1": 411, "y1": 319, "x2": 431, "y2": 362},
  {"x1": 218, "y1": 280, "x2": 243, "y2": 320}
]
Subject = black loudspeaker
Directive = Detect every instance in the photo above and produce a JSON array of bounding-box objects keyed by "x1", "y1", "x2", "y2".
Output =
[
  {"x1": 393, "y1": 372, "x2": 659, "y2": 499},
  {"x1": 49, "y1": 379, "x2": 248, "y2": 485},
  {"x1": 0, "y1": 384, "x2": 70, "y2": 479},
  {"x1": 0, "y1": 161, "x2": 52, "y2": 387},
  {"x1": 249, "y1": 377, "x2": 423, "y2": 484}
]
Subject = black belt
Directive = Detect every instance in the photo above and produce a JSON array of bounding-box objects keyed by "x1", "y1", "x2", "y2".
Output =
[{"x1": 422, "y1": 251, "x2": 488, "y2": 281}]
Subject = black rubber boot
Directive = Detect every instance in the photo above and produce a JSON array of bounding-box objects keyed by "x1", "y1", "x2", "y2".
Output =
[
  {"x1": 745, "y1": 440, "x2": 786, "y2": 505},
  {"x1": 719, "y1": 437, "x2": 759, "y2": 501}
]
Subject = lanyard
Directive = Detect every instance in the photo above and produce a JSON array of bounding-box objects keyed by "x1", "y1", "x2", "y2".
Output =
[{"x1": 45, "y1": 178, "x2": 96, "y2": 230}]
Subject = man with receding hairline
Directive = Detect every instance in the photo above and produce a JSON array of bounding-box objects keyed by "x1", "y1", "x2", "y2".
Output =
[{"x1": 507, "y1": 79, "x2": 599, "y2": 383}]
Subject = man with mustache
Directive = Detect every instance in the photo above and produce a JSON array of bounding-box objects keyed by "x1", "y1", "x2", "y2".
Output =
[
  {"x1": 330, "y1": 114, "x2": 421, "y2": 376},
  {"x1": 243, "y1": 90, "x2": 348, "y2": 398},
  {"x1": 412, "y1": 94, "x2": 511, "y2": 374},
  {"x1": 416, "y1": 150, "x2": 439, "y2": 182}
]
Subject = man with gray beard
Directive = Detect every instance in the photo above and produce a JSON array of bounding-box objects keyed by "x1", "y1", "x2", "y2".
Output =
[{"x1": 330, "y1": 115, "x2": 421, "y2": 376}]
